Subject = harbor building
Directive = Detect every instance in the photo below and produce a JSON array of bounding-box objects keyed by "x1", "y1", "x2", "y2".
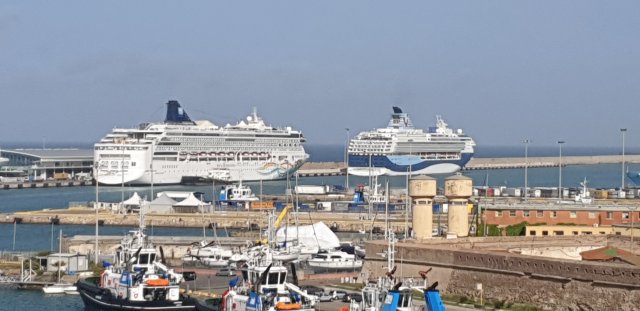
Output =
[{"x1": 0, "y1": 149, "x2": 93, "y2": 181}]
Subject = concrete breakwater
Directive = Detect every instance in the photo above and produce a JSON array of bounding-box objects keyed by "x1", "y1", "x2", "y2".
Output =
[{"x1": 1, "y1": 207, "x2": 409, "y2": 233}]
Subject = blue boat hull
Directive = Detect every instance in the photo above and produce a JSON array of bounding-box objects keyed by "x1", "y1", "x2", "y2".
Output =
[{"x1": 348, "y1": 153, "x2": 473, "y2": 176}]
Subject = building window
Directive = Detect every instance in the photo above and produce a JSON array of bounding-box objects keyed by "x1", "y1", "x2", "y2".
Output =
[
  {"x1": 599, "y1": 232, "x2": 606, "y2": 235},
  {"x1": 572, "y1": 231, "x2": 579, "y2": 235},
  {"x1": 623, "y1": 212, "x2": 630, "y2": 219},
  {"x1": 607, "y1": 212, "x2": 613, "y2": 219},
  {"x1": 588, "y1": 212, "x2": 596, "y2": 219},
  {"x1": 523, "y1": 211, "x2": 530, "y2": 217},
  {"x1": 495, "y1": 211, "x2": 503, "y2": 217},
  {"x1": 529, "y1": 230, "x2": 536, "y2": 236},
  {"x1": 583, "y1": 232, "x2": 592, "y2": 235},
  {"x1": 537, "y1": 210, "x2": 544, "y2": 218},
  {"x1": 551, "y1": 211, "x2": 557, "y2": 218},
  {"x1": 570, "y1": 211, "x2": 577, "y2": 218},
  {"x1": 509, "y1": 210, "x2": 516, "y2": 217},
  {"x1": 554, "y1": 231, "x2": 564, "y2": 236},
  {"x1": 542, "y1": 231, "x2": 549, "y2": 236}
]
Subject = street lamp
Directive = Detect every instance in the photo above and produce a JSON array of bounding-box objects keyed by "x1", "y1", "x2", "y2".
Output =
[
  {"x1": 94, "y1": 162, "x2": 100, "y2": 263},
  {"x1": 629, "y1": 206, "x2": 638, "y2": 253},
  {"x1": 345, "y1": 128, "x2": 350, "y2": 190},
  {"x1": 621, "y1": 128, "x2": 627, "y2": 190},
  {"x1": 557, "y1": 140, "x2": 565, "y2": 199},
  {"x1": 523, "y1": 139, "x2": 530, "y2": 201}
]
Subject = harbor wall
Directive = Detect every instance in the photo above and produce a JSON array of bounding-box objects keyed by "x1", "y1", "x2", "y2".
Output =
[{"x1": 364, "y1": 237, "x2": 640, "y2": 310}]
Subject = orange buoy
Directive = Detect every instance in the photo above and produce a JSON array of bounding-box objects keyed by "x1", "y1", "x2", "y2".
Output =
[
  {"x1": 145, "y1": 278, "x2": 170, "y2": 286},
  {"x1": 275, "y1": 302, "x2": 303, "y2": 310}
]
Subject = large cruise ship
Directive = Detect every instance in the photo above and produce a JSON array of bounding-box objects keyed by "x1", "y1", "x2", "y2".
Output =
[
  {"x1": 347, "y1": 107, "x2": 475, "y2": 176},
  {"x1": 94, "y1": 100, "x2": 309, "y2": 185}
]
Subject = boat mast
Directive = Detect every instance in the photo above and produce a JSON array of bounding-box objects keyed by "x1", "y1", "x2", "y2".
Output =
[{"x1": 57, "y1": 229, "x2": 62, "y2": 283}]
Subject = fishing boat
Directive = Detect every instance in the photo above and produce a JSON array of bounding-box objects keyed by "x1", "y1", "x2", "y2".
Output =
[
  {"x1": 197, "y1": 212, "x2": 318, "y2": 311},
  {"x1": 76, "y1": 207, "x2": 198, "y2": 310},
  {"x1": 350, "y1": 231, "x2": 445, "y2": 311}
]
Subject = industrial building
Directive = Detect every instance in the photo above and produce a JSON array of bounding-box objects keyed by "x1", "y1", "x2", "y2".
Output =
[{"x1": 0, "y1": 149, "x2": 93, "y2": 181}]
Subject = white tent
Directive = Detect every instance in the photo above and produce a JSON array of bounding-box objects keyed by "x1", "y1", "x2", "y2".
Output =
[
  {"x1": 173, "y1": 193, "x2": 211, "y2": 213},
  {"x1": 121, "y1": 192, "x2": 142, "y2": 206},
  {"x1": 276, "y1": 222, "x2": 340, "y2": 250},
  {"x1": 148, "y1": 193, "x2": 177, "y2": 213}
]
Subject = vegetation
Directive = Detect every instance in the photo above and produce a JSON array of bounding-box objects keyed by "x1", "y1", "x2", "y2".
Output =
[
  {"x1": 505, "y1": 222, "x2": 528, "y2": 236},
  {"x1": 477, "y1": 222, "x2": 502, "y2": 236}
]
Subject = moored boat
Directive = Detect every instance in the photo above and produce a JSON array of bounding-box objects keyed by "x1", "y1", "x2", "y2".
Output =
[{"x1": 76, "y1": 208, "x2": 198, "y2": 310}]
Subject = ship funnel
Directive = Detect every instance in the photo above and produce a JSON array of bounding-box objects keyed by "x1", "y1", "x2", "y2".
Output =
[{"x1": 165, "y1": 100, "x2": 194, "y2": 124}]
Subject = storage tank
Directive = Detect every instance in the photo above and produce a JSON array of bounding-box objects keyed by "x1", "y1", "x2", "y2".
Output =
[
  {"x1": 445, "y1": 174, "x2": 472, "y2": 238},
  {"x1": 444, "y1": 174, "x2": 473, "y2": 198},
  {"x1": 409, "y1": 175, "x2": 436, "y2": 240}
]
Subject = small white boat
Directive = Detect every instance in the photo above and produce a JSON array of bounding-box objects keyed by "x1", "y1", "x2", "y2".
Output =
[
  {"x1": 307, "y1": 250, "x2": 363, "y2": 269},
  {"x1": 201, "y1": 257, "x2": 230, "y2": 268},
  {"x1": 272, "y1": 248, "x2": 300, "y2": 262},
  {"x1": 64, "y1": 286, "x2": 79, "y2": 295},
  {"x1": 43, "y1": 283, "x2": 76, "y2": 294}
]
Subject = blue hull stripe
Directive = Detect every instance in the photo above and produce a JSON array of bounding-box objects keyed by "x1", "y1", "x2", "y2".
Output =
[{"x1": 348, "y1": 153, "x2": 473, "y2": 172}]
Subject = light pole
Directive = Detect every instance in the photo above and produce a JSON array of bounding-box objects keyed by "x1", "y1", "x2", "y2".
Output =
[
  {"x1": 558, "y1": 140, "x2": 565, "y2": 199},
  {"x1": 621, "y1": 128, "x2": 627, "y2": 190},
  {"x1": 121, "y1": 146, "x2": 125, "y2": 214},
  {"x1": 630, "y1": 206, "x2": 638, "y2": 253},
  {"x1": 345, "y1": 128, "x2": 350, "y2": 190},
  {"x1": 523, "y1": 139, "x2": 530, "y2": 201},
  {"x1": 94, "y1": 162, "x2": 99, "y2": 263}
]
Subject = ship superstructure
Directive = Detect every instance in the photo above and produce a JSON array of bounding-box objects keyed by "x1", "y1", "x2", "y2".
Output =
[
  {"x1": 94, "y1": 100, "x2": 309, "y2": 185},
  {"x1": 348, "y1": 107, "x2": 475, "y2": 176}
]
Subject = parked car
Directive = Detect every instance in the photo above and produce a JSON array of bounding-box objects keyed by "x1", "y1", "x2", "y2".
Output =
[
  {"x1": 215, "y1": 267, "x2": 237, "y2": 276},
  {"x1": 300, "y1": 285, "x2": 324, "y2": 296},
  {"x1": 318, "y1": 292, "x2": 333, "y2": 302},
  {"x1": 332, "y1": 290, "x2": 347, "y2": 300},
  {"x1": 342, "y1": 293, "x2": 362, "y2": 303},
  {"x1": 350, "y1": 293, "x2": 362, "y2": 303}
]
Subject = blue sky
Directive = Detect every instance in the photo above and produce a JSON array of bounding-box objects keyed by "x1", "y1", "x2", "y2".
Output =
[{"x1": 0, "y1": 1, "x2": 638, "y2": 148}]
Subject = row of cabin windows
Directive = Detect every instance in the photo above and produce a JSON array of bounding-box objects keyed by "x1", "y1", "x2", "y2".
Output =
[{"x1": 495, "y1": 210, "x2": 635, "y2": 220}]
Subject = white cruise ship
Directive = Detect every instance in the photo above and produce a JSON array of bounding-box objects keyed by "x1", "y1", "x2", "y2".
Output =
[
  {"x1": 94, "y1": 100, "x2": 308, "y2": 185},
  {"x1": 348, "y1": 107, "x2": 475, "y2": 176}
]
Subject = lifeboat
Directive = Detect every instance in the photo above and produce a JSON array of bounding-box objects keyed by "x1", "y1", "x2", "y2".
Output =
[
  {"x1": 145, "y1": 278, "x2": 170, "y2": 286},
  {"x1": 275, "y1": 302, "x2": 302, "y2": 310}
]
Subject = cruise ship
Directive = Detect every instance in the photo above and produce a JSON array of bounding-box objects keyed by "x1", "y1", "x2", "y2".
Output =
[
  {"x1": 94, "y1": 100, "x2": 309, "y2": 185},
  {"x1": 347, "y1": 107, "x2": 475, "y2": 176}
]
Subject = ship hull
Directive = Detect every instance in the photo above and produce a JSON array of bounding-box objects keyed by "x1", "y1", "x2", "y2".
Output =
[
  {"x1": 347, "y1": 153, "x2": 473, "y2": 176},
  {"x1": 77, "y1": 278, "x2": 197, "y2": 311},
  {"x1": 96, "y1": 152, "x2": 307, "y2": 186}
]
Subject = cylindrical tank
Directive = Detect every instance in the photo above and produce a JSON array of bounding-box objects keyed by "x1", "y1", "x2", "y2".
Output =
[
  {"x1": 409, "y1": 175, "x2": 436, "y2": 239},
  {"x1": 409, "y1": 175, "x2": 437, "y2": 198},
  {"x1": 444, "y1": 174, "x2": 473, "y2": 199},
  {"x1": 448, "y1": 199, "x2": 469, "y2": 237}
]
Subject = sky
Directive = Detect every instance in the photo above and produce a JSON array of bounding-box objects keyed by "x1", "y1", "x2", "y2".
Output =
[{"x1": 0, "y1": 1, "x2": 638, "y2": 148}]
